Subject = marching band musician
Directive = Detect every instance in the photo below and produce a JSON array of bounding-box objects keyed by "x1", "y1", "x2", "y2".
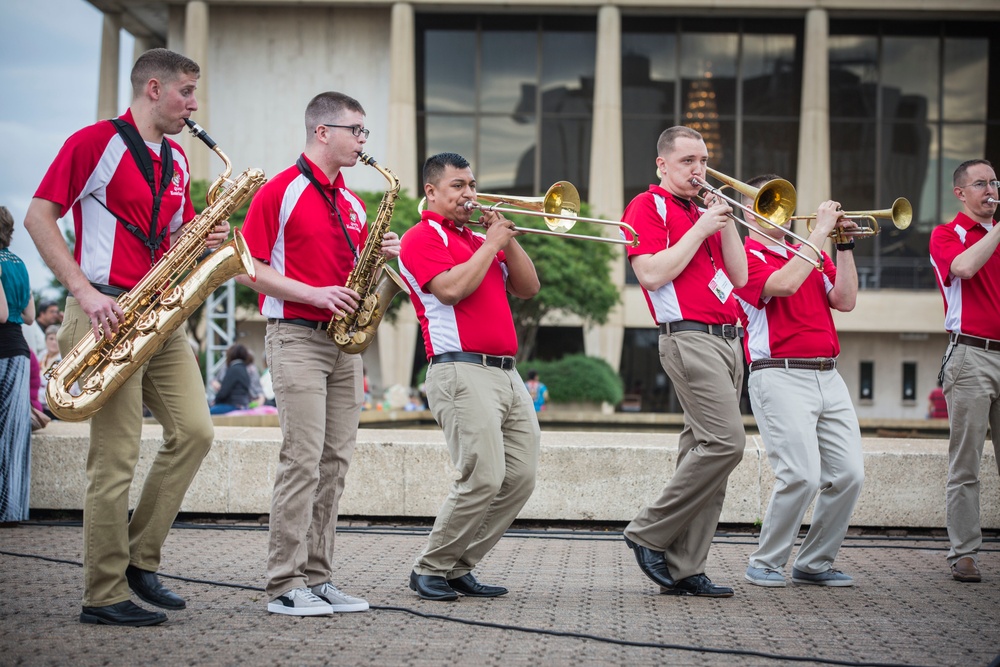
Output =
[
  {"x1": 621, "y1": 126, "x2": 747, "y2": 598},
  {"x1": 236, "y1": 91, "x2": 399, "y2": 616},
  {"x1": 24, "y1": 49, "x2": 223, "y2": 627},
  {"x1": 734, "y1": 175, "x2": 864, "y2": 589},
  {"x1": 399, "y1": 152, "x2": 540, "y2": 602},
  {"x1": 929, "y1": 159, "x2": 1000, "y2": 584}
]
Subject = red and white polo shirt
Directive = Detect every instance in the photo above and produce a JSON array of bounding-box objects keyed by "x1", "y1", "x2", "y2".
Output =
[
  {"x1": 33, "y1": 109, "x2": 194, "y2": 290},
  {"x1": 399, "y1": 210, "x2": 517, "y2": 359},
  {"x1": 930, "y1": 212, "x2": 1000, "y2": 339},
  {"x1": 734, "y1": 237, "x2": 840, "y2": 362},
  {"x1": 241, "y1": 154, "x2": 368, "y2": 321},
  {"x1": 623, "y1": 184, "x2": 741, "y2": 326}
]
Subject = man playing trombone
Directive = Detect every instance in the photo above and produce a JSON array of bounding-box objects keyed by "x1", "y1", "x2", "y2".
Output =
[
  {"x1": 621, "y1": 126, "x2": 747, "y2": 598},
  {"x1": 399, "y1": 152, "x2": 540, "y2": 601},
  {"x1": 733, "y1": 175, "x2": 864, "y2": 588}
]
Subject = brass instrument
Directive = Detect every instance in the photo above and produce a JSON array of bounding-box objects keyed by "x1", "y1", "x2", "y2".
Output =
[
  {"x1": 796, "y1": 198, "x2": 913, "y2": 244},
  {"x1": 45, "y1": 119, "x2": 266, "y2": 421},
  {"x1": 328, "y1": 152, "x2": 409, "y2": 353},
  {"x1": 418, "y1": 181, "x2": 639, "y2": 247},
  {"x1": 988, "y1": 197, "x2": 1000, "y2": 205},
  {"x1": 691, "y1": 168, "x2": 823, "y2": 270}
]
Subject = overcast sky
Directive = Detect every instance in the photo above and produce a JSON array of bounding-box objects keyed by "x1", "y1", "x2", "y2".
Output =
[{"x1": 0, "y1": 0, "x2": 134, "y2": 297}]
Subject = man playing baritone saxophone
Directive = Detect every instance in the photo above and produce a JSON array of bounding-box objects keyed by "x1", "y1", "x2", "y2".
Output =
[
  {"x1": 734, "y1": 175, "x2": 864, "y2": 589},
  {"x1": 23, "y1": 48, "x2": 224, "y2": 627},
  {"x1": 236, "y1": 91, "x2": 400, "y2": 616},
  {"x1": 399, "y1": 152, "x2": 540, "y2": 602}
]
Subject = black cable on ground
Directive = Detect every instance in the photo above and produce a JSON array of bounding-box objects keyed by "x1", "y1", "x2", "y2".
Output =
[{"x1": 0, "y1": 548, "x2": 946, "y2": 667}]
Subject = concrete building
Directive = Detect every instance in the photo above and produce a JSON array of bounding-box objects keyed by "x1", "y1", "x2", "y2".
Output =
[{"x1": 87, "y1": 0, "x2": 1000, "y2": 418}]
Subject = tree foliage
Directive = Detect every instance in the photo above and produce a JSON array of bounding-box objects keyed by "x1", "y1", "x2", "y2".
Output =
[{"x1": 519, "y1": 354, "x2": 624, "y2": 405}]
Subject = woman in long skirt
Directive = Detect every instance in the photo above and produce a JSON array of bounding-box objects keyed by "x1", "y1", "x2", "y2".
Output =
[{"x1": 0, "y1": 205, "x2": 36, "y2": 524}]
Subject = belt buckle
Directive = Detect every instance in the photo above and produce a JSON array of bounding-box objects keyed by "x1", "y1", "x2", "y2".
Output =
[
  {"x1": 818, "y1": 359, "x2": 831, "y2": 371},
  {"x1": 722, "y1": 324, "x2": 736, "y2": 339}
]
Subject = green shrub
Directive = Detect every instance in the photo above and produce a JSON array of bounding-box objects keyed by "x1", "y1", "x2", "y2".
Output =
[{"x1": 520, "y1": 354, "x2": 623, "y2": 406}]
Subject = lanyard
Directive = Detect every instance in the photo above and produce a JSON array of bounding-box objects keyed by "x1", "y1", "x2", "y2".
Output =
[{"x1": 295, "y1": 155, "x2": 358, "y2": 261}]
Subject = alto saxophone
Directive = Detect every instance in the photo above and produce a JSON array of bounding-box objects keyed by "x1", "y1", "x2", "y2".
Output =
[
  {"x1": 45, "y1": 120, "x2": 266, "y2": 421},
  {"x1": 328, "y1": 152, "x2": 410, "y2": 353}
]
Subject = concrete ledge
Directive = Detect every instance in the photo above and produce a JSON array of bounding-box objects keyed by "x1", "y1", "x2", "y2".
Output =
[{"x1": 28, "y1": 421, "x2": 998, "y2": 528}]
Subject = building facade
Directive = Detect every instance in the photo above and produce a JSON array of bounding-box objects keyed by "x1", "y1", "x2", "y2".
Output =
[{"x1": 89, "y1": 0, "x2": 1000, "y2": 418}]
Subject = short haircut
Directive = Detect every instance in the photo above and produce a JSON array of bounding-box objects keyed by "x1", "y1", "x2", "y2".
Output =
[
  {"x1": 656, "y1": 126, "x2": 704, "y2": 157},
  {"x1": 130, "y1": 48, "x2": 199, "y2": 98},
  {"x1": 953, "y1": 159, "x2": 993, "y2": 187},
  {"x1": 304, "y1": 91, "x2": 365, "y2": 134},
  {"x1": 423, "y1": 152, "x2": 471, "y2": 186},
  {"x1": 38, "y1": 300, "x2": 59, "y2": 313},
  {"x1": 45, "y1": 324, "x2": 60, "y2": 336},
  {"x1": 0, "y1": 205, "x2": 13, "y2": 249}
]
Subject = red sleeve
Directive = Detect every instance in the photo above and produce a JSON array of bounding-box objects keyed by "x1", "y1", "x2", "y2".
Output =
[
  {"x1": 735, "y1": 247, "x2": 774, "y2": 308},
  {"x1": 930, "y1": 224, "x2": 961, "y2": 288},
  {"x1": 400, "y1": 225, "x2": 458, "y2": 292},
  {"x1": 240, "y1": 178, "x2": 282, "y2": 264},
  {"x1": 34, "y1": 122, "x2": 113, "y2": 215},
  {"x1": 624, "y1": 193, "x2": 668, "y2": 260}
]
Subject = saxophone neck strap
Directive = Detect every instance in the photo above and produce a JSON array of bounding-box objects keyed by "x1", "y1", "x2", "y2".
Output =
[
  {"x1": 106, "y1": 118, "x2": 174, "y2": 266},
  {"x1": 296, "y1": 154, "x2": 358, "y2": 261}
]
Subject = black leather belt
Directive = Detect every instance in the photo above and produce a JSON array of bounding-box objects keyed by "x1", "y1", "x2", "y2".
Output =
[
  {"x1": 951, "y1": 333, "x2": 1000, "y2": 352},
  {"x1": 90, "y1": 282, "x2": 127, "y2": 297},
  {"x1": 750, "y1": 358, "x2": 837, "y2": 372},
  {"x1": 659, "y1": 320, "x2": 743, "y2": 339},
  {"x1": 429, "y1": 351, "x2": 516, "y2": 370},
  {"x1": 267, "y1": 318, "x2": 327, "y2": 331}
]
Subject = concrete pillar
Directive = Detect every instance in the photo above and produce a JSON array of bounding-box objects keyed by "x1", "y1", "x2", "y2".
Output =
[
  {"x1": 185, "y1": 0, "x2": 211, "y2": 181},
  {"x1": 97, "y1": 13, "x2": 121, "y2": 121},
  {"x1": 387, "y1": 3, "x2": 418, "y2": 197},
  {"x1": 796, "y1": 8, "x2": 831, "y2": 237},
  {"x1": 584, "y1": 5, "x2": 625, "y2": 372},
  {"x1": 167, "y1": 5, "x2": 186, "y2": 54}
]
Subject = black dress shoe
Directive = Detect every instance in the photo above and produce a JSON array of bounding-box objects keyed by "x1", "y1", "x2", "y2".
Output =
[
  {"x1": 409, "y1": 571, "x2": 458, "y2": 601},
  {"x1": 447, "y1": 573, "x2": 508, "y2": 597},
  {"x1": 80, "y1": 600, "x2": 167, "y2": 626},
  {"x1": 624, "y1": 535, "x2": 675, "y2": 589},
  {"x1": 662, "y1": 573, "x2": 734, "y2": 598},
  {"x1": 126, "y1": 565, "x2": 186, "y2": 610}
]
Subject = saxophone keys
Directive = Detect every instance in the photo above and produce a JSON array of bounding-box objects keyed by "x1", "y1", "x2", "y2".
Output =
[
  {"x1": 81, "y1": 371, "x2": 105, "y2": 392},
  {"x1": 136, "y1": 310, "x2": 159, "y2": 333},
  {"x1": 110, "y1": 339, "x2": 134, "y2": 363}
]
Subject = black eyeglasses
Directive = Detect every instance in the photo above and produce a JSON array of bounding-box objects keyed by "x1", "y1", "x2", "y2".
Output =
[{"x1": 321, "y1": 124, "x2": 370, "y2": 139}]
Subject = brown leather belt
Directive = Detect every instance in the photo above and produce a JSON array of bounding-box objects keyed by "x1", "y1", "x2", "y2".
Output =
[
  {"x1": 430, "y1": 351, "x2": 516, "y2": 370},
  {"x1": 950, "y1": 333, "x2": 1000, "y2": 352},
  {"x1": 267, "y1": 318, "x2": 326, "y2": 330},
  {"x1": 658, "y1": 320, "x2": 743, "y2": 340},
  {"x1": 750, "y1": 358, "x2": 837, "y2": 372}
]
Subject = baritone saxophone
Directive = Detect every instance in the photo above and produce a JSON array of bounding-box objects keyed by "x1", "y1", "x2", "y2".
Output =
[
  {"x1": 45, "y1": 119, "x2": 266, "y2": 421},
  {"x1": 327, "y1": 152, "x2": 409, "y2": 353}
]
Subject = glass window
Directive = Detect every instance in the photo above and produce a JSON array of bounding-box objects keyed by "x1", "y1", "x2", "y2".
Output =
[
  {"x1": 902, "y1": 362, "x2": 917, "y2": 401},
  {"x1": 882, "y1": 37, "x2": 940, "y2": 123},
  {"x1": 418, "y1": 15, "x2": 596, "y2": 202},
  {"x1": 943, "y1": 38, "x2": 989, "y2": 121},
  {"x1": 829, "y1": 36, "x2": 878, "y2": 119},
  {"x1": 679, "y1": 33, "x2": 738, "y2": 118},
  {"x1": 860, "y1": 361, "x2": 874, "y2": 401},
  {"x1": 742, "y1": 34, "x2": 800, "y2": 117}
]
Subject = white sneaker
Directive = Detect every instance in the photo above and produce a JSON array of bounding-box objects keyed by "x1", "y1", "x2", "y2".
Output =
[
  {"x1": 267, "y1": 587, "x2": 334, "y2": 616},
  {"x1": 310, "y1": 582, "x2": 369, "y2": 612}
]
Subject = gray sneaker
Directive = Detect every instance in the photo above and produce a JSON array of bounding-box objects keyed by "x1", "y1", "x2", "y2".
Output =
[
  {"x1": 310, "y1": 583, "x2": 369, "y2": 612},
  {"x1": 745, "y1": 566, "x2": 786, "y2": 587},
  {"x1": 267, "y1": 587, "x2": 334, "y2": 616},
  {"x1": 791, "y1": 567, "x2": 854, "y2": 587}
]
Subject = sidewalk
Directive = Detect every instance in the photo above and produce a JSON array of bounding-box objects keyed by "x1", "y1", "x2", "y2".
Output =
[{"x1": 1, "y1": 521, "x2": 997, "y2": 667}]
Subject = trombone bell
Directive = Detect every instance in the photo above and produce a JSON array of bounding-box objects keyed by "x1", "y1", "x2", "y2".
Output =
[
  {"x1": 478, "y1": 181, "x2": 580, "y2": 233},
  {"x1": 705, "y1": 167, "x2": 797, "y2": 228}
]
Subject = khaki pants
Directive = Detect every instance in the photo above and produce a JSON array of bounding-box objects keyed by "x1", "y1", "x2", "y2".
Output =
[
  {"x1": 942, "y1": 342, "x2": 1000, "y2": 565},
  {"x1": 748, "y1": 366, "x2": 864, "y2": 574},
  {"x1": 60, "y1": 297, "x2": 214, "y2": 607},
  {"x1": 414, "y1": 361, "x2": 539, "y2": 578},
  {"x1": 264, "y1": 323, "x2": 363, "y2": 599},
  {"x1": 625, "y1": 329, "x2": 746, "y2": 581}
]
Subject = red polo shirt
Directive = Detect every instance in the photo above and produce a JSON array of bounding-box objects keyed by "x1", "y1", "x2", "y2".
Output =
[
  {"x1": 241, "y1": 154, "x2": 368, "y2": 321},
  {"x1": 623, "y1": 184, "x2": 740, "y2": 326},
  {"x1": 930, "y1": 212, "x2": 1000, "y2": 339},
  {"x1": 399, "y1": 210, "x2": 517, "y2": 358},
  {"x1": 33, "y1": 109, "x2": 194, "y2": 290},
  {"x1": 734, "y1": 237, "x2": 840, "y2": 361}
]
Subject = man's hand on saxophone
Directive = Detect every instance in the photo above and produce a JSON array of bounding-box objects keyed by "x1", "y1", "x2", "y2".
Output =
[
  {"x1": 380, "y1": 231, "x2": 401, "y2": 259},
  {"x1": 77, "y1": 287, "x2": 125, "y2": 341}
]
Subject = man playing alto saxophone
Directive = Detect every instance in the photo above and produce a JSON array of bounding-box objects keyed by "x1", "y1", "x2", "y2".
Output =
[
  {"x1": 236, "y1": 91, "x2": 400, "y2": 616},
  {"x1": 24, "y1": 48, "x2": 226, "y2": 627}
]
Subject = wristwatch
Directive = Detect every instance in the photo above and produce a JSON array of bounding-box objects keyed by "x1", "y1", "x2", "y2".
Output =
[{"x1": 836, "y1": 240, "x2": 856, "y2": 251}]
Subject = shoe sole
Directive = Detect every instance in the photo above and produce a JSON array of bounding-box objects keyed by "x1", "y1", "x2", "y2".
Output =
[
  {"x1": 791, "y1": 578, "x2": 854, "y2": 587},
  {"x1": 660, "y1": 588, "x2": 734, "y2": 598},
  {"x1": 453, "y1": 590, "x2": 508, "y2": 598},
  {"x1": 79, "y1": 612, "x2": 167, "y2": 626},
  {"x1": 327, "y1": 602, "x2": 370, "y2": 612},
  {"x1": 952, "y1": 575, "x2": 981, "y2": 583},
  {"x1": 744, "y1": 574, "x2": 786, "y2": 588},
  {"x1": 267, "y1": 604, "x2": 334, "y2": 616}
]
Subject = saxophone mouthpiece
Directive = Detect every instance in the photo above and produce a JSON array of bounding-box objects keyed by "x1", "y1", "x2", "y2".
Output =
[
  {"x1": 185, "y1": 118, "x2": 217, "y2": 149},
  {"x1": 357, "y1": 152, "x2": 375, "y2": 167}
]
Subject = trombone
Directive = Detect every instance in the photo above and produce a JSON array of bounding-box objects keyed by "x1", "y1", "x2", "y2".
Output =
[
  {"x1": 792, "y1": 198, "x2": 913, "y2": 244},
  {"x1": 417, "y1": 181, "x2": 639, "y2": 247},
  {"x1": 691, "y1": 168, "x2": 823, "y2": 269}
]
